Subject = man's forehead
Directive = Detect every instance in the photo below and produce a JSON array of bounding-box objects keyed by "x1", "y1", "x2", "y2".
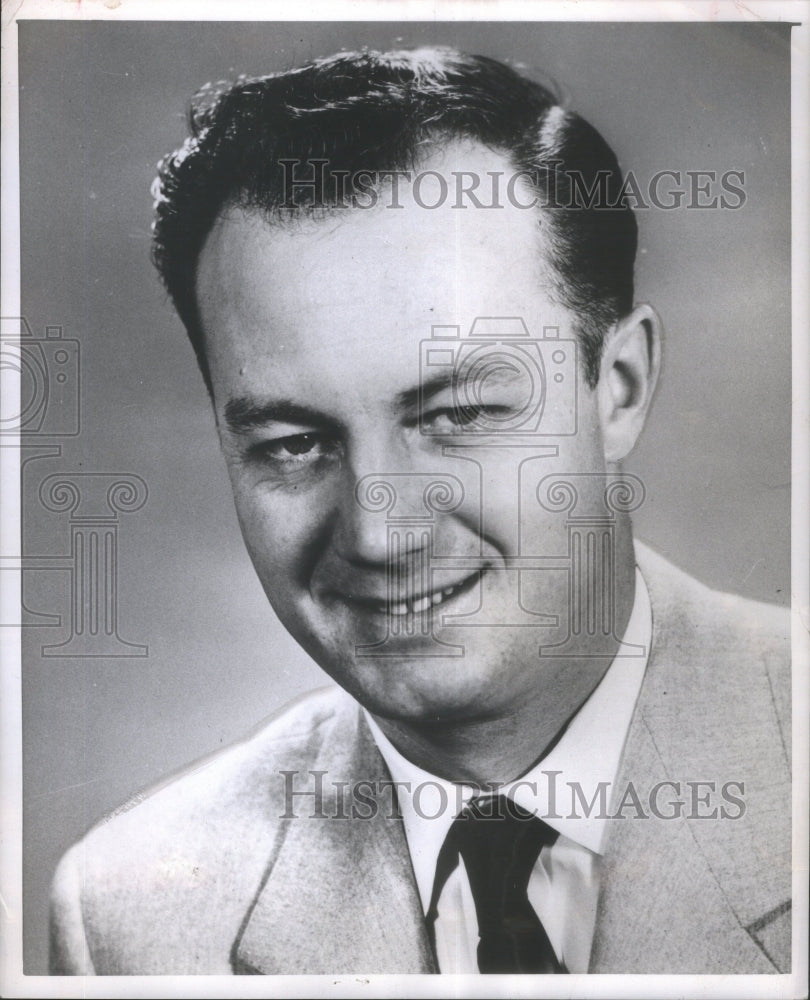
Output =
[
  {"x1": 201, "y1": 229, "x2": 564, "y2": 357},
  {"x1": 194, "y1": 140, "x2": 577, "y2": 394}
]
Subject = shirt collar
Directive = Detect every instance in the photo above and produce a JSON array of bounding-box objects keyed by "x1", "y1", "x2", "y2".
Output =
[{"x1": 365, "y1": 567, "x2": 652, "y2": 914}]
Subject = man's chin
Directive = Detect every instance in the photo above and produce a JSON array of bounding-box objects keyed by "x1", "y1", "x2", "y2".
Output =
[{"x1": 327, "y1": 661, "x2": 512, "y2": 728}]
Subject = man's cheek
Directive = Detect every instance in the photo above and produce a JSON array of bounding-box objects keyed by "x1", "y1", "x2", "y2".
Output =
[{"x1": 236, "y1": 491, "x2": 325, "y2": 582}]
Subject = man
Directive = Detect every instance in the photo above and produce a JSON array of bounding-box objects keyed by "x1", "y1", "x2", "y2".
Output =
[{"x1": 48, "y1": 47, "x2": 791, "y2": 975}]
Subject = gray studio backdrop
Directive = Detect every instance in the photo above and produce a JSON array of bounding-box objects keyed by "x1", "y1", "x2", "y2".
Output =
[{"x1": 16, "y1": 21, "x2": 790, "y2": 972}]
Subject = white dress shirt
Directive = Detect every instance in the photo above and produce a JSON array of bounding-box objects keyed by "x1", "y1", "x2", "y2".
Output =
[{"x1": 365, "y1": 568, "x2": 652, "y2": 973}]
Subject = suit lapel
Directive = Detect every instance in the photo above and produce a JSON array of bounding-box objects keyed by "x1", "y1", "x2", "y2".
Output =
[
  {"x1": 590, "y1": 710, "x2": 774, "y2": 973},
  {"x1": 233, "y1": 706, "x2": 436, "y2": 974},
  {"x1": 590, "y1": 555, "x2": 788, "y2": 974}
]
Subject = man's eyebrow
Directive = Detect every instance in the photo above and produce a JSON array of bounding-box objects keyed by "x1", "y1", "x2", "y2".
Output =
[
  {"x1": 395, "y1": 373, "x2": 455, "y2": 412},
  {"x1": 223, "y1": 396, "x2": 338, "y2": 434},
  {"x1": 397, "y1": 364, "x2": 527, "y2": 411}
]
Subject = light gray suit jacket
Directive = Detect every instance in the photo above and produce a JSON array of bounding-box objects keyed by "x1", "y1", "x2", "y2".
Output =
[{"x1": 49, "y1": 543, "x2": 792, "y2": 975}]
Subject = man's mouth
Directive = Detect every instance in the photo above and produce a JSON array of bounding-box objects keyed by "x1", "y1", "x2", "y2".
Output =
[{"x1": 344, "y1": 569, "x2": 483, "y2": 617}]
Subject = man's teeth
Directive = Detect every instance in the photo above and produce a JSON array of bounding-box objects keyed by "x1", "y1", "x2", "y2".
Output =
[{"x1": 386, "y1": 582, "x2": 460, "y2": 615}]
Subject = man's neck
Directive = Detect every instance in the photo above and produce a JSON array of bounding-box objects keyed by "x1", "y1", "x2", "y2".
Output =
[{"x1": 370, "y1": 528, "x2": 638, "y2": 785}]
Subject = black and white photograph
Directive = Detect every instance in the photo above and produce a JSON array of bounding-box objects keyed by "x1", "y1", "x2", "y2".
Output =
[{"x1": 1, "y1": 3, "x2": 807, "y2": 997}]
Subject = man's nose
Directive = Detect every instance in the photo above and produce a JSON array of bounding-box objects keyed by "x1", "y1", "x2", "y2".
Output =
[
  {"x1": 332, "y1": 485, "x2": 392, "y2": 568},
  {"x1": 330, "y1": 450, "x2": 431, "y2": 568}
]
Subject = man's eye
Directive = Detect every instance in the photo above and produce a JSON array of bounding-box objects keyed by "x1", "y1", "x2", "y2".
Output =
[
  {"x1": 276, "y1": 433, "x2": 321, "y2": 456},
  {"x1": 249, "y1": 432, "x2": 338, "y2": 465},
  {"x1": 422, "y1": 406, "x2": 480, "y2": 429},
  {"x1": 448, "y1": 406, "x2": 483, "y2": 427}
]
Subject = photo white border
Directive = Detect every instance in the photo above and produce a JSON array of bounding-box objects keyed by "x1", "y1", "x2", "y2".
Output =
[{"x1": 1, "y1": 2, "x2": 807, "y2": 998}]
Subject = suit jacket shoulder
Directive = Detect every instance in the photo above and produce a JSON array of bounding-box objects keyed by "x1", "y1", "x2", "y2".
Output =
[{"x1": 49, "y1": 686, "x2": 365, "y2": 974}]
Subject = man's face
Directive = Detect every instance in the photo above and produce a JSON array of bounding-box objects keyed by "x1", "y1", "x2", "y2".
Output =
[{"x1": 197, "y1": 144, "x2": 613, "y2": 727}]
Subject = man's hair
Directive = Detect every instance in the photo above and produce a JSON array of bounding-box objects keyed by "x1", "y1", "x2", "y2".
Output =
[{"x1": 151, "y1": 46, "x2": 637, "y2": 392}]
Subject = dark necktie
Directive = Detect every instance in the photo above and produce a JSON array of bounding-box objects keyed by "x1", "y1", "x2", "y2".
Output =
[{"x1": 426, "y1": 794, "x2": 568, "y2": 974}]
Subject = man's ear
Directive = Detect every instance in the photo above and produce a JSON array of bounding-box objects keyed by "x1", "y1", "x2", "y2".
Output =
[{"x1": 596, "y1": 304, "x2": 662, "y2": 463}]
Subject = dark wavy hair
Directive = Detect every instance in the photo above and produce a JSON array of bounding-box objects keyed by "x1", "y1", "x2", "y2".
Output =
[{"x1": 151, "y1": 46, "x2": 637, "y2": 392}]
